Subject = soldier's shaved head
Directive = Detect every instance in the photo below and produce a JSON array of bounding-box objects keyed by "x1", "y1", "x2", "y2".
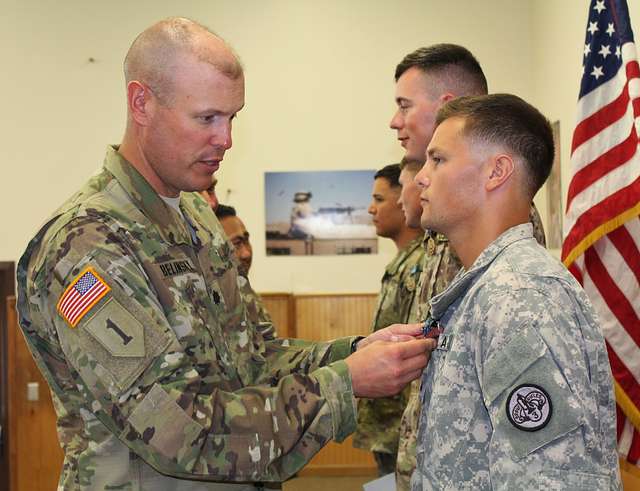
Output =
[{"x1": 123, "y1": 17, "x2": 243, "y2": 106}]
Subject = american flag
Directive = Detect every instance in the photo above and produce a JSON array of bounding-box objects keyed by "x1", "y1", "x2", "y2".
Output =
[
  {"x1": 562, "y1": 0, "x2": 640, "y2": 470},
  {"x1": 57, "y1": 267, "x2": 110, "y2": 327}
]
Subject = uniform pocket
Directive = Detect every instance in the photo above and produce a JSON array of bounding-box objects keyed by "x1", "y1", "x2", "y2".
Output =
[{"x1": 483, "y1": 329, "x2": 584, "y2": 461}]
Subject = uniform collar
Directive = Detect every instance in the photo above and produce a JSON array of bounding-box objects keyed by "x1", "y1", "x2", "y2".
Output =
[
  {"x1": 430, "y1": 223, "x2": 534, "y2": 318},
  {"x1": 103, "y1": 145, "x2": 193, "y2": 246},
  {"x1": 385, "y1": 235, "x2": 423, "y2": 276}
]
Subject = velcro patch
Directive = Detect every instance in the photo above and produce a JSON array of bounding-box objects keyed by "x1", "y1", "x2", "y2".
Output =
[{"x1": 57, "y1": 266, "x2": 111, "y2": 327}]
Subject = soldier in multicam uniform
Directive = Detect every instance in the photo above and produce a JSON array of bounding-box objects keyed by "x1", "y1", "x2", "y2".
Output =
[
  {"x1": 215, "y1": 204, "x2": 276, "y2": 340},
  {"x1": 410, "y1": 94, "x2": 621, "y2": 489},
  {"x1": 16, "y1": 18, "x2": 436, "y2": 490},
  {"x1": 353, "y1": 164, "x2": 424, "y2": 475},
  {"x1": 390, "y1": 45, "x2": 549, "y2": 491}
]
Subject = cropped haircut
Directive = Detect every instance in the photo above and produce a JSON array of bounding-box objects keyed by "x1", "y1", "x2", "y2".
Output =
[
  {"x1": 399, "y1": 156, "x2": 425, "y2": 174},
  {"x1": 374, "y1": 163, "x2": 401, "y2": 187},
  {"x1": 124, "y1": 17, "x2": 243, "y2": 106},
  {"x1": 214, "y1": 204, "x2": 237, "y2": 220},
  {"x1": 395, "y1": 44, "x2": 488, "y2": 96},
  {"x1": 436, "y1": 94, "x2": 554, "y2": 198}
]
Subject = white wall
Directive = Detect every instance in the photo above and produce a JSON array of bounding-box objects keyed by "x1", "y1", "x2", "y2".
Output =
[{"x1": 2, "y1": 0, "x2": 540, "y2": 292}]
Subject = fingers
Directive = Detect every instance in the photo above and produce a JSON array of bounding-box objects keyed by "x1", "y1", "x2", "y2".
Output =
[
  {"x1": 397, "y1": 338, "x2": 436, "y2": 358},
  {"x1": 388, "y1": 322, "x2": 424, "y2": 337}
]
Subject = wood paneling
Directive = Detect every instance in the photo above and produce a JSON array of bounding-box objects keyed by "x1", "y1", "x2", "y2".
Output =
[
  {"x1": 294, "y1": 294, "x2": 378, "y2": 477},
  {"x1": 260, "y1": 293, "x2": 295, "y2": 338},
  {"x1": 294, "y1": 294, "x2": 377, "y2": 341},
  {"x1": 0, "y1": 262, "x2": 16, "y2": 491},
  {"x1": 7, "y1": 296, "x2": 63, "y2": 491}
]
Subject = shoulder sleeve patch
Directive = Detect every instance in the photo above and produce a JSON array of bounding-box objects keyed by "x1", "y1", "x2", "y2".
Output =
[{"x1": 56, "y1": 266, "x2": 111, "y2": 327}]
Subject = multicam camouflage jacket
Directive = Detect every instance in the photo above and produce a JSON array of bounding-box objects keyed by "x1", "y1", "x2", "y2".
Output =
[
  {"x1": 411, "y1": 225, "x2": 621, "y2": 490},
  {"x1": 237, "y1": 275, "x2": 277, "y2": 342},
  {"x1": 353, "y1": 236, "x2": 424, "y2": 455},
  {"x1": 396, "y1": 202, "x2": 547, "y2": 491},
  {"x1": 16, "y1": 147, "x2": 358, "y2": 490}
]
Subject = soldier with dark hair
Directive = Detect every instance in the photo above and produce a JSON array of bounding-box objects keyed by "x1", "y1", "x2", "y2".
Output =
[
  {"x1": 353, "y1": 163, "x2": 424, "y2": 475},
  {"x1": 411, "y1": 93, "x2": 620, "y2": 489}
]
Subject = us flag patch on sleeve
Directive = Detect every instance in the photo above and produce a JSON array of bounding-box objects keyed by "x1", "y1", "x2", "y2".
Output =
[{"x1": 56, "y1": 266, "x2": 111, "y2": 327}]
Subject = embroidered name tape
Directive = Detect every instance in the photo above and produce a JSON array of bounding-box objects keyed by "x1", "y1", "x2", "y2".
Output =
[{"x1": 57, "y1": 266, "x2": 111, "y2": 327}]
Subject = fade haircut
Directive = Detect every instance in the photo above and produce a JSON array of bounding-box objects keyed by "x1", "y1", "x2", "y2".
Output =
[
  {"x1": 436, "y1": 94, "x2": 554, "y2": 198},
  {"x1": 395, "y1": 44, "x2": 488, "y2": 97},
  {"x1": 214, "y1": 204, "x2": 237, "y2": 220},
  {"x1": 124, "y1": 17, "x2": 243, "y2": 105},
  {"x1": 374, "y1": 163, "x2": 401, "y2": 188},
  {"x1": 399, "y1": 156, "x2": 425, "y2": 174}
]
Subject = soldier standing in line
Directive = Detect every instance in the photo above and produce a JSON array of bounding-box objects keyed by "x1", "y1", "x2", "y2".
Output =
[
  {"x1": 411, "y1": 93, "x2": 621, "y2": 489},
  {"x1": 390, "y1": 45, "x2": 547, "y2": 491},
  {"x1": 215, "y1": 203, "x2": 276, "y2": 340},
  {"x1": 352, "y1": 163, "x2": 425, "y2": 475},
  {"x1": 16, "y1": 17, "x2": 436, "y2": 490}
]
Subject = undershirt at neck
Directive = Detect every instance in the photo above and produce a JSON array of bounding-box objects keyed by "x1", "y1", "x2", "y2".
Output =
[{"x1": 160, "y1": 195, "x2": 200, "y2": 245}]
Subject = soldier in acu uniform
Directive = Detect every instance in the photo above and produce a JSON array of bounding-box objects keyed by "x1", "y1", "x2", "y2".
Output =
[
  {"x1": 353, "y1": 164, "x2": 424, "y2": 475},
  {"x1": 389, "y1": 45, "x2": 548, "y2": 491},
  {"x1": 410, "y1": 94, "x2": 621, "y2": 490},
  {"x1": 16, "y1": 17, "x2": 436, "y2": 490}
]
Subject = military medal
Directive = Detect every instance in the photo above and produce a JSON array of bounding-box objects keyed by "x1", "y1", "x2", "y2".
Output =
[{"x1": 422, "y1": 316, "x2": 443, "y2": 339}]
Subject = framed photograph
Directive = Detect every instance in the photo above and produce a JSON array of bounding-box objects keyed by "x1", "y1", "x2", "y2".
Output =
[{"x1": 265, "y1": 170, "x2": 377, "y2": 256}]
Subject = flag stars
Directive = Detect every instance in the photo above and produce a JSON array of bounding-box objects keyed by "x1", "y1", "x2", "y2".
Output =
[
  {"x1": 593, "y1": 0, "x2": 606, "y2": 14},
  {"x1": 615, "y1": 45, "x2": 622, "y2": 58},
  {"x1": 591, "y1": 65, "x2": 604, "y2": 79},
  {"x1": 599, "y1": 45, "x2": 611, "y2": 59},
  {"x1": 584, "y1": 43, "x2": 592, "y2": 57},
  {"x1": 588, "y1": 21, "x2": 599, "y2": 35},
  {"x1": 607, "y1": 22, "x2": 615, "y2": 36}
]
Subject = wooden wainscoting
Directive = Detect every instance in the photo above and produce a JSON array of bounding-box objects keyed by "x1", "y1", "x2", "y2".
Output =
[
  {"x1": 293, "y1": 293, "x2": 378, "y2": 477},
  {"x1": 7, "y1": 296, "x2": 63, "y2": 491},
  {"x1": 260, "y1": 292, "x2": 295, "y2": 338}
]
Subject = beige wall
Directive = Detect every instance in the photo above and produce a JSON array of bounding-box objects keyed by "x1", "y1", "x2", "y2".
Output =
[{"x1": 2, "y1": 0, "x2": 608, "y2": 293}]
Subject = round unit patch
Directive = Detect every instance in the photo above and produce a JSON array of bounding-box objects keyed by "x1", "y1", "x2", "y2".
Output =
[{"x1": 506, "y1": 384, "x2": 552, "y2": 432}]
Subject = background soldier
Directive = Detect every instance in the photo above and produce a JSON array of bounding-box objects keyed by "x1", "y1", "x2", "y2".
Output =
[
  {"x1": 216, "y1": 203, "x2": 276, "y2": 340},
  {"x1": 353, "y1": 163, "x2": 424, "y2": 475}
]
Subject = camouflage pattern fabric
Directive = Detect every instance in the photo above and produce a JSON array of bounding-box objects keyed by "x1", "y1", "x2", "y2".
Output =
[
  {"x1": 410, "y1": 224, "x2": 621, "y2": 490},
  {"x1": 237, "y1": 275, "x2": 278, "y2": 341},
  {"x1": 395, "y1": 203, "x2": 547, "y2": 491},
  {"x1": 396, "y1": 232, "x2": 461, "y2": 491},
  {"x1": 353, "y1": 237, "x2": 424, "y2": 459},
  {"x1": 16, "y1": 146, "x2": 359, "y2": 490}
]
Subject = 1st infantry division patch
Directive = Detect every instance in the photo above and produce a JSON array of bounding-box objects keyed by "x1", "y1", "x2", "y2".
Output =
[{"x1": 57, "y1": 266, "x2": 111, "y2": 327}]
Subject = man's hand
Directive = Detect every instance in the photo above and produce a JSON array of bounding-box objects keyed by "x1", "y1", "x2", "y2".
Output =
[
  {"x1": 345, "y1": 338, "x2": 436, "y2": 398},
  {"x1": 356, "y1": 322, "x2": 423, "y2": 351}
]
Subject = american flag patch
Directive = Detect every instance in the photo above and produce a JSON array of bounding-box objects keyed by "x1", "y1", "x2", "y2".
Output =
[{"x1": 56, "y1": 266, "x2": 111, "y2": 327}]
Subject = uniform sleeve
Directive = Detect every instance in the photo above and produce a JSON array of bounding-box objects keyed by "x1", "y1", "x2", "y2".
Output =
[
  {"x1": 478, "y1": 287, "x2": 612, "y2": 489},
  {"x1": 30, "y1": 218, "x2": 357, "y2": 483}
]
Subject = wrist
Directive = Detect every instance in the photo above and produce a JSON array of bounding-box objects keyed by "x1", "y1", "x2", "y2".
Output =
[{"x1": 350, "y1": 336, "x2": 365, "y2": 353}]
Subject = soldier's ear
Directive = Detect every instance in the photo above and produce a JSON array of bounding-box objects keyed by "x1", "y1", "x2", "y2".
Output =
[
  {"x1": 485, "y1": 154, "x2": 514, "y2": 192},
  {"x1": 127, "y1": 81, "x2": 154, "y2": 126}
]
